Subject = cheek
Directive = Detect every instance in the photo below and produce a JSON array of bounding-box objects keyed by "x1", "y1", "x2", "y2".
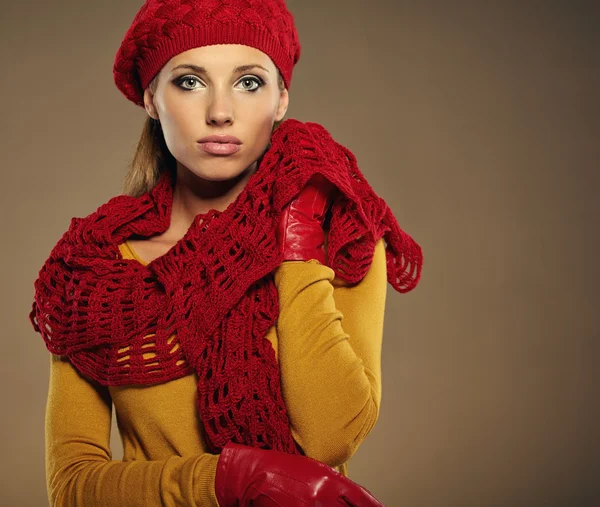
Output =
[
  {"x1": 245, "y1": 115, "x2": 276, "y2": 156},
  {"x1": 163, "y1": 102, "x2": 193, "y2": 132},
  {"x1": 249, "y1": 98, "x2": 279, "y2": 134},
  {"x1": 159, "y1": 104, "x2": 197, "y2": 151}
]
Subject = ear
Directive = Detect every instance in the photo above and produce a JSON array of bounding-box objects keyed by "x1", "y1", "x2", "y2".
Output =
[
  {"x1": 143, "y1": 88, "x2": 159, "y2": 120},
  {"x1": 275, "y1": 88, "x2": 289, "y2": 122}
]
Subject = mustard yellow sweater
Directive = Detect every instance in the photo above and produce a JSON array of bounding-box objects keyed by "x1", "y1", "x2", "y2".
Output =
[{"x1": 45, "y1": 237, "x2": 387, "y2": 506}]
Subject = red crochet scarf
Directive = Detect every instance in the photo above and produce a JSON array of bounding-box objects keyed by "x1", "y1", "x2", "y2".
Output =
[{"x1": 29, "y1": 118, "x2": 422, "y2": 455}]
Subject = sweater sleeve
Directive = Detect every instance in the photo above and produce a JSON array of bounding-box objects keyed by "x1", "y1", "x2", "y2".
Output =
[
  {"x1": 273, "y1": 237, "x2": 388, "y2": 468},
  {"x1": 45, "y1": 354, "x2": 220, "y2": 507}
]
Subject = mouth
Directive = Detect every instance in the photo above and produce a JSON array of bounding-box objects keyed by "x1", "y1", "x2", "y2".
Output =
[
  {"x1": 197, "y1": 141, "x2": 241, "y2": 156},
  {"x1": 197, "y1": 134, "x2": 242, "y2": 145}
]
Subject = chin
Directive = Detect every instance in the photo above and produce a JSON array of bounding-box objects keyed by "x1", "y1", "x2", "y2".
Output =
[{"x1": 185, "y1": 161, "x2": 251, "y2": 181}]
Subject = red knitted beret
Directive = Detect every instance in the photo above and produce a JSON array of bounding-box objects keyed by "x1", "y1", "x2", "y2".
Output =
[{"x1": 113, "y1": 0, "x2": 301, "y2": 107}]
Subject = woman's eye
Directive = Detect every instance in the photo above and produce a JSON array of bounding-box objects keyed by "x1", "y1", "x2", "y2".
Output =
[
  {"x1": 177, "y1": 76, "x2": 202, "y2": 90},
  {"x1": 175, "y1": 75, "x2": 265, "y2": 92},
  {"x1": 237, "y1": 76, "x2": 264, "y2": 92}
]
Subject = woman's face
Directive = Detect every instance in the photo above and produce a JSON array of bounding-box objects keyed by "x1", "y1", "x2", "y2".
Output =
[{"x1": 143, "y1": 44, "x2": 289, "y2": 182}]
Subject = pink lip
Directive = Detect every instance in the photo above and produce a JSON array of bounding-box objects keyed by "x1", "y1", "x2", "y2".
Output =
[
  {"x1": 198, "y1": 142, "x2": 241, "y2": 155},
  {"x1": 197, "y1": 134, "x2": 242, "y2": 144}
]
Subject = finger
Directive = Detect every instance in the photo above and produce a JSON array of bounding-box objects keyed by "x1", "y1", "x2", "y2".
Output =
[
  {"x1": 247, "y1": 476, "x2": 312, "y2": 507},
  {"x1": 339, "y1": 484, "x2": 384, "y2": 507},
  {"x1": 339, "y1": 494, "x2": 359, "y2": 506}
]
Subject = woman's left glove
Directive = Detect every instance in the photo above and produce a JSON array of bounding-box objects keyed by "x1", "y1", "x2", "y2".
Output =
[
  {"x1": 215, "y1": 441, "x2": 384, "y2": 506},
  {"x1": 276, "y1": 173, "x2": 337, "y2": 264}
]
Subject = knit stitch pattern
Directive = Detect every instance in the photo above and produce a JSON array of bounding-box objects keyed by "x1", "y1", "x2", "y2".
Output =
[
  {"x1": 30, "y1": 118, "x2": 422, "y2": 454},
  {"x1": 114, "y1": 0, "x2": 301, "y2": 106}
]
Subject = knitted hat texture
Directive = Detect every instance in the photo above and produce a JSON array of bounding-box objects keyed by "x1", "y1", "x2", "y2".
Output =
[{"x1": 114, "y1": 0, "x2": 301, "y2": 107}]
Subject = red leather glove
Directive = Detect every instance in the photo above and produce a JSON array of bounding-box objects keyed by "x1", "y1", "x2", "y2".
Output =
[
  {"x1": 214, "y1": 441, "x2": 384, "y2": 506},
  {"x1": 276, "y1": 173, "x2": 337, "y2": 265}
]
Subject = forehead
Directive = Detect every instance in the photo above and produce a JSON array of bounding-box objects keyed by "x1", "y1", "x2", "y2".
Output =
[{"x1": 167, "y1": 44, "x2": 274, "y2": 70}]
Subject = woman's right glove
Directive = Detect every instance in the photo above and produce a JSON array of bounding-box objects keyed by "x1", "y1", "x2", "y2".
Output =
[
  {"x1": 215, "y1": 441, "x2": 384, "y2": 506},
  {"x1": 276, "y1": 172, "x2": 337, "y2": 265}
]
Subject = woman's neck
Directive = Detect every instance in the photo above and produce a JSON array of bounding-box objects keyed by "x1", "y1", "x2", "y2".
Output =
[{"x1": 170, "y1": 160, "x2": 258, "y2": 232}]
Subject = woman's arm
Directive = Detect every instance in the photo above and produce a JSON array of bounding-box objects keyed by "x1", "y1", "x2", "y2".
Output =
[
  {"x1": 45, "y1": 354, "x2": 220, "y2": 507},
  {"x1": 273, "y1": 237, "x2": 388, "y2": 468}
]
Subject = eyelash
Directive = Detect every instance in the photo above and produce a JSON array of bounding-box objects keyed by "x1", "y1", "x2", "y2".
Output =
[{"x1": 174, "y1": 75, "x2": 266, "y2": 92}]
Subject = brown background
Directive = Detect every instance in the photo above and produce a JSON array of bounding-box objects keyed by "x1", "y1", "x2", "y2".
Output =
[{"x1": 1, "y1": 1, "x2": 598, "y2": 506}]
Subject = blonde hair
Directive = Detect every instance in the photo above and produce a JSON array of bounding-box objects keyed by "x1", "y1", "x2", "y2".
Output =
[{"x1": 122, "y1": 71, "x2": 287, "y2": 197}]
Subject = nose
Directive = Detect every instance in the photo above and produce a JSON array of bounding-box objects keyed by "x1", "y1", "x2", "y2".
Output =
[{"x1": 206, "y1": 87, "x2": 234, "y2": 126}]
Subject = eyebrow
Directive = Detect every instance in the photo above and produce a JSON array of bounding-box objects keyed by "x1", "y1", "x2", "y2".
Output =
[{"x1": 170, "y1": 63, "x2": 270, "y2": 74}]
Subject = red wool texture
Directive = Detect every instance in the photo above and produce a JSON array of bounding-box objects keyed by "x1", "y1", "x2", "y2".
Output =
[
  {"x1": 29, "y1": 119, "x2": 423, "y2": 455},
  {"x1": 113, "y1": 0, "x2": 301, "y2": 107}
]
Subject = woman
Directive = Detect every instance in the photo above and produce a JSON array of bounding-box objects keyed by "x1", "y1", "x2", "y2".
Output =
[{"x1": 30, "y1": 0, "x2": 423, "y2": 505}]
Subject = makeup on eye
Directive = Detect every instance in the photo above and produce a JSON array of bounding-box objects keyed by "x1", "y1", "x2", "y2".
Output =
[{"x1": 173, "y1": 74, "x2": 266, "y2": 92}]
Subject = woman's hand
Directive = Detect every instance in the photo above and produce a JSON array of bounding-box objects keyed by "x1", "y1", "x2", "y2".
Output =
[
  {"x1": 276, "y1": 173, "x2": 337, "y2": 265},
  {"x1": 215, "y1": 441, "x2": 384, "y2": 506}
]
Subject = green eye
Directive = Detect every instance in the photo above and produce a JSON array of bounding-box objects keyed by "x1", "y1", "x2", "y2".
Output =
[
  {"x1": 237, "y1": 76, "x2": 265, "y2": 92},
  {"x1": 173, "y1": 74, "x2": 265, "y2": 92},
  {"x1": 176, "y1": 76, "x2": 201, "y2": 90}
]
